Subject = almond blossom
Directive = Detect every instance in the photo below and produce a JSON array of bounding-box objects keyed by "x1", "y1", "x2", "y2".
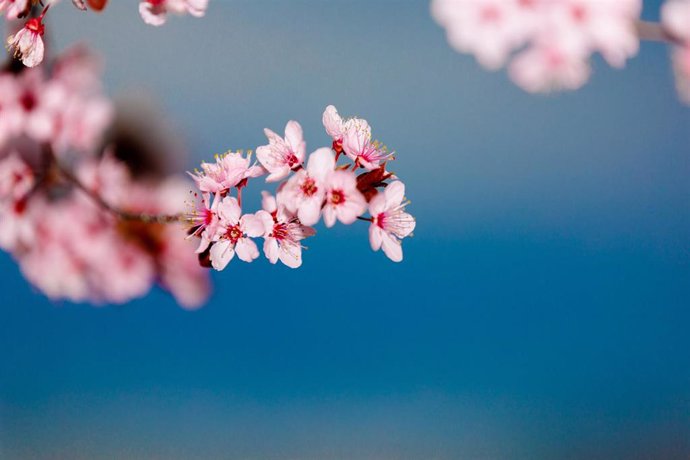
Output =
[
  {"x1": 256, "y1": 192, "x2": 316, "y2": 269},
  {"x1": 139, "y1": 0, "x2": 208, "y2": 26},
  {"x1": 368, "y1": 181, "x2": 415, "y2": 263},
  {"x1": 256, "y1": 121, "x2": 306, "y2": 182}
]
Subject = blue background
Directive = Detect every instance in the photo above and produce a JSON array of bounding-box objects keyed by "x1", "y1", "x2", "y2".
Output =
[{"x1": 1, "y1": 1, "x2": 689, "y2": 458}]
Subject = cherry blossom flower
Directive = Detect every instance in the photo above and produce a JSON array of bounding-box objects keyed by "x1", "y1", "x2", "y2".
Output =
[
  {"x1": 431, "y1": 0, "x2": 537, "y2": 69},
  {"x1": 322, "y1": 170, "x2": 367, "y2": 228},
  {"x1": 661, "y1": 0, "x2": 690, "y2": 104},
  {"x1": 256, "y1": 120, "x2": 306, "y2": 182},
  {"x1": 189, "y1": 150, "x2": 264, "y2": 194},
  {"x1": 0, "y1": 151, "x2": 35, "y2": 201},
  {"x1": 0, "y1": 0, "x2": 29, "y2": 19},
  {"x1": 341, "y1": 117, "x2": 392, "y2": 170},
  {"x1": 322, "y1": 105, "x2": 346, "y2": 154},
  {"x1": 7, "y1": 14, "x2": 47, "y2": 68},
  {"x1": 509, "y1": 40, "x2": 591, "y2": 93},
  {"x1": 256, "y1": 192, "x2": 315, "y2": 268},
  {"x1": 139, "y1": 0, "x2": 208, "y2": 26},
  {"x1": 432, "y1": 0, "x2": 642, "y2": 92},
  {"x1": 368, "y1": 181, "x2": 415, "y2": 263},
  {"x1": 280, "y1": 147, "x2": 334, "y2": 226},
  {"x1": 208, "y1": 196, "x2": 264, "y2": 270},
  {"x1": 672, "y1": 45, "x2": 690, "y2": 103},
  {"x1": 662, "y1": 0, "x2": 690, "y2": 42}
]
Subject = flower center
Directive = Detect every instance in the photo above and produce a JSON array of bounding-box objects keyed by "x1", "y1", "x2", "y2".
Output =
[
  {"x1": 273, "y1": 223, "x2": 288, "y2": 241},
  {"x1": 226, "y1": 225, "x2": 242, "y2": 243},
  {"x1": 330, "y1": 190, "x2": 345, "y2": 205},
  {"x1": 300, "y1": 177, "x2": 318, "y2": 197},
  {"x1": 20, "y1": 91, "x2": 37, "y2": 112}
]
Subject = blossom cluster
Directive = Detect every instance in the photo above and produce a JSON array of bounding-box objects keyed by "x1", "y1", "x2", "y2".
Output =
[
  {"x1": 662, "y1": 0, "x2": 690, "y2": 103},
  {"x1": 2, "y1": 0, "x2": 209, "y2": 68},
  {"x1": 0, "y1": 46, "x2": 210, "y2": 307},
  {"x1": 188, "y1": 106, "x2": 416, "y2": 270},
  {"x1": 431, "y1": 0, "x2": 643, "y2": 93}
]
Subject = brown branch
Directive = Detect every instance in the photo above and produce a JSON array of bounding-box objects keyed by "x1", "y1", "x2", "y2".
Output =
[
  {"x1": 635, "y1": 20, "x2": 684, "y2": 45},
  {"x1": 56, "y1": 162, "x2": 185, "y2": 224}
]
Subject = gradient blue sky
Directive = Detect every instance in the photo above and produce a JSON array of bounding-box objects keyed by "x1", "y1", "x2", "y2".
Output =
[{"x1": 1, "y1": 1, "x2": 689, "y2": 458}]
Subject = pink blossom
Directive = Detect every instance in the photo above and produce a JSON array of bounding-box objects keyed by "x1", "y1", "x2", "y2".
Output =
[
  {"x1": 208, "y1": 196, "x2": 264, "y2": 270},
  {"x1": 256, "y1": 193, "x2": 315, "y2": 268},
  {"x1": 672, "y1": 45, "x2": 690, "y2": 104},
  {"x1": 189, "y1": 150, "x2": 264, "y2": 194},
  {"x1": 432, "y1": 0, "x2": 642, "y2": 91},
  {"x1": 139, "y1": 0, "x2": 208, "y2": 26},
  {"x1": 186, "y1": 191, "x2": 221, "y2": 254},
  {"x1": 256, "y1": 120, "x2": 306, "y2": 182},
  {"x1": 0, "y1": 151, "x2": 34, "y2": 201},
  {"x1": 0, "y1": 75, "x2": 22, "y2": 147},
  {"x1": 280, "y1": 147, "x2": 334, "y2": 226},
  {"x1": 7, "y1": 16, "x2": 46, "y2": 68},
  {"x1": 431, "y1": 0, "x2": 537, "y2": 69},
  {"x1": 509, "y1": 40, "x2": 591, "y2": 93},
  {"x1": 662, "y1": 0, "x2": 690, "y2": 43},
  {"x1": 322, "y1": 105, "x2": 346, "y2": 153},
  {"x1": 0, "y1": 0, "x2": 29, "y2": 19},
  {"x1": 341, "y1": 117, "x2": 392, "y2": 170},
  {"x1": 322, "y1": 170, "x2": 367, "y2": 228},
  {"x1": 368, "y1": 181, "x2": 415, "y2": 263}
]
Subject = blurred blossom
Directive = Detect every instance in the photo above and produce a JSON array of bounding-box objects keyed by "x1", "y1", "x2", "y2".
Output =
[
  {"x1": 0, "y1": 46, "x2": 210, "y2": 308},
  {"x1": 138, "y1": 0, "x2": 208, "y2": 26},
  {"x1": 662, "y1": 0, "x2": 690, "y2": 103},
  {"x1": 431, "y1": 0, "x2": 642, "y2": 93}
]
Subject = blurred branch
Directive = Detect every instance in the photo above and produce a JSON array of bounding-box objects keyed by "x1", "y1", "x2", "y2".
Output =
[
  {"x1": 635, "y1": 20, "x2": 682, "y2": 45},
  {"x1": 44, "y1": 146, "x2": 184, "y2": 225}
]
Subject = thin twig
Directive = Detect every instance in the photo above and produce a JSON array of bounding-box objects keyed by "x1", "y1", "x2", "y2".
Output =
[
  {"x1": 56, "y1": 162, "x2": 184, "y2": 224},
  {"x1": 635, "y1": 20, "x2": 682, "y2": 45}
]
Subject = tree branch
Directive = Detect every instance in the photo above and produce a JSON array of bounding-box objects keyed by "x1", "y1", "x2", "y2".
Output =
[{"x1": 635, "y1": 20, "x2": 683, "y2": 45}]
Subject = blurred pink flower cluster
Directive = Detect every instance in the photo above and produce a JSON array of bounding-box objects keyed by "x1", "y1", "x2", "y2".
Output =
[
  {"x1": 432, "y1": 0, "x2": 642, "y2": 92},
  {"x1": 188, "y1": 106, "x2": 416, "y2": 270},
  {"x1": 662, "y1": 0, "x2": 690, "y2": 103},
  {"x1": 0, "y1": 47, "x2": 210, "y2": 308},
  {"x1": 3, "y1": 0, "x2": 209, "y2": 68}
]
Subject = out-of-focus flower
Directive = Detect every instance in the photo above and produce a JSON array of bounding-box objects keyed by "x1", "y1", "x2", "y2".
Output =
[
  {"x1": 509, "y1": 40, "x2": 591, "y2": 93},
  {"x1": 431, "y1": 0, "x2": 642, "y2": 92},
  {"x1": 672, "y1": 45, "x2": 690, "y2": 103},
  {"x1": 0, "y1": 48, "x2": 113, "y2": 154},
  {"x1": 0, "y1": 0, "x2": 29, "y2": 19},
  {"x1": 368, "y1": 181, "x2": 415, "y2": 263},
  {"x1": 662, "y1": 0, "x2": 690, "y2": 104},
  {"x1": 256, "y1": 120, "x2": 306, "y2": 182},
  {"x1": 256, "y1": 192, "x2": 315, "y2": 268},
  {"x1": 662, "y1": 0, "x2": 690, "y2": 42},
  {"x1": 139, "y1": 0, "x2": 208, "y2": 26},
  {"x1": 0, "y1": 151, "x2": 34, "y2": 200}
]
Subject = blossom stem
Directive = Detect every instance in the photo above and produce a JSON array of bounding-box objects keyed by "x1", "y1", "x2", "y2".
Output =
[
  {"x1": 635, "y1": 20, "x2": 683, "y2": 45},
  {"x1": 357, "y1": 216, "x2": 373, "y2": 222},
  {"x1": 58, "y1": 162, "x2": 184, "y2": 224}
]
